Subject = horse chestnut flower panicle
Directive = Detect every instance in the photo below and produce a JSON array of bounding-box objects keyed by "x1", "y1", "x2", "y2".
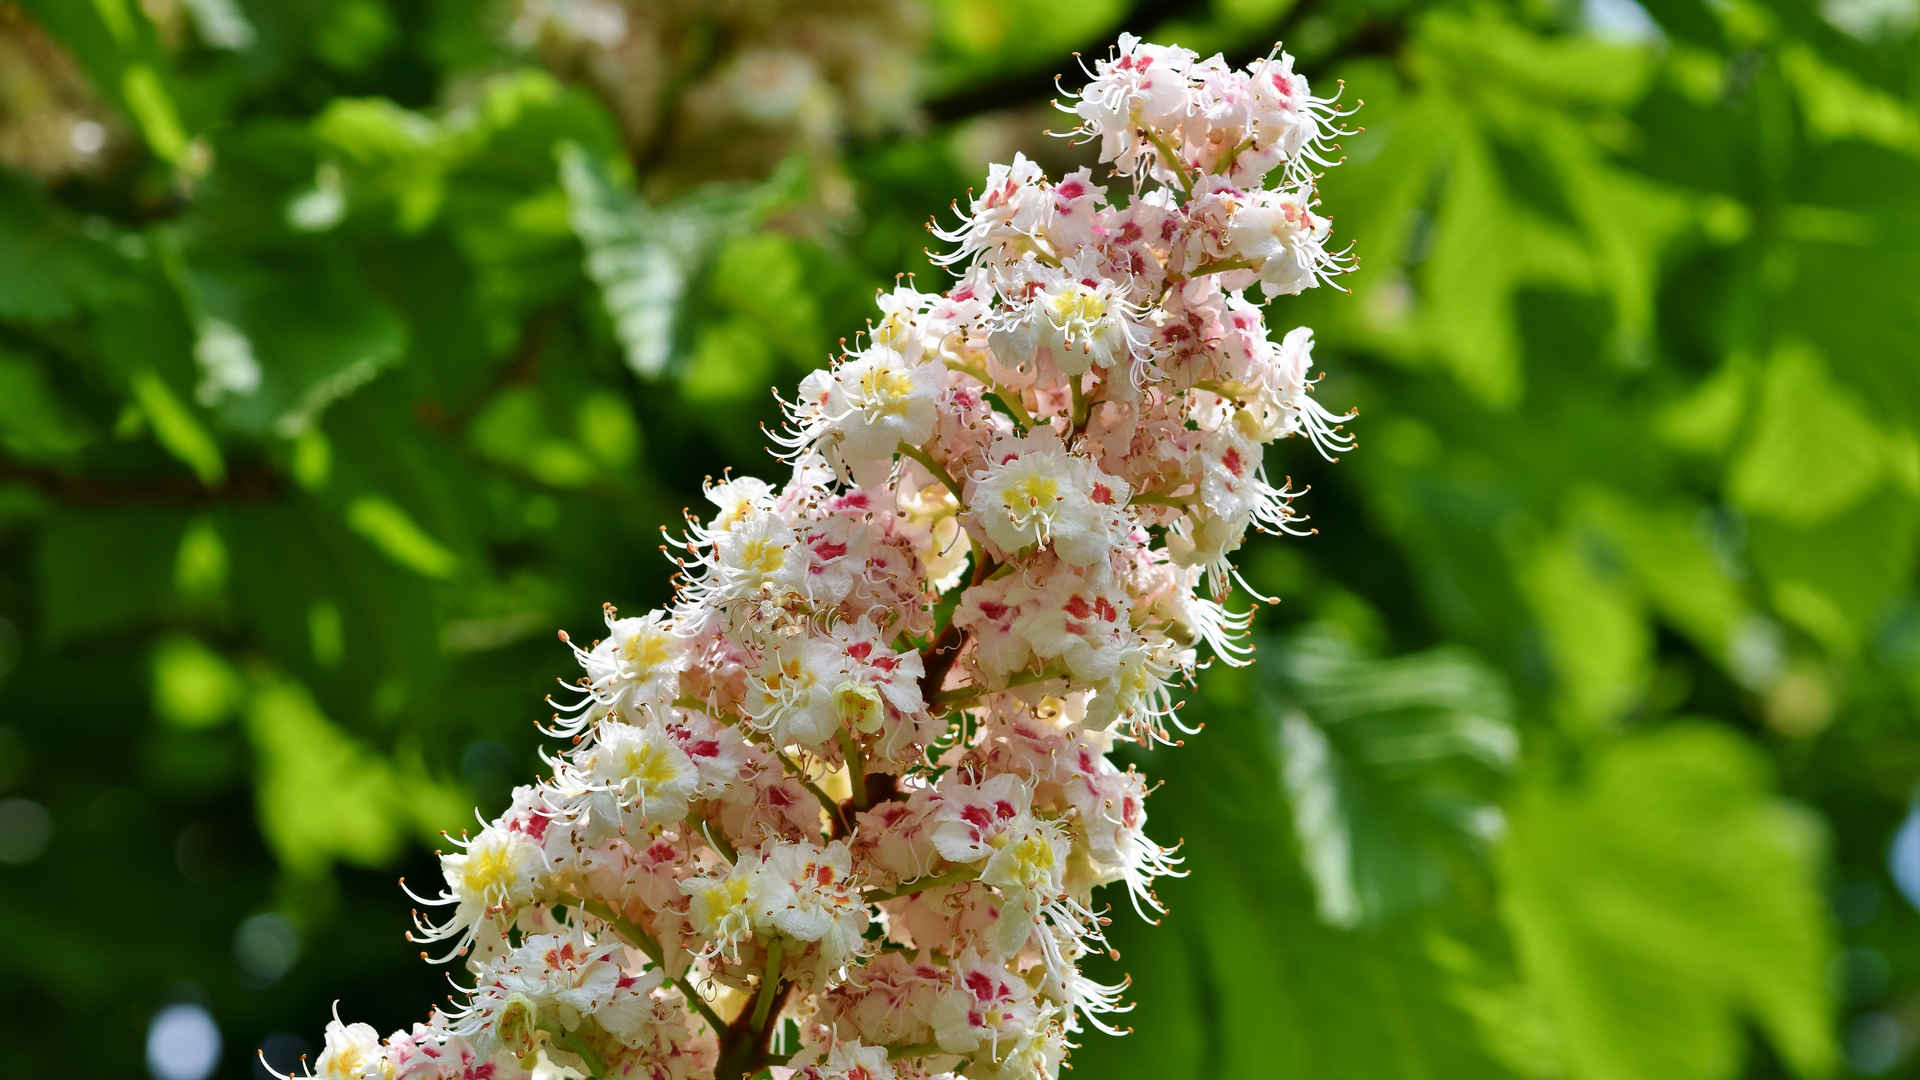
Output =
[{"x1": 272, "y1": 35, "x2": 1357, "y2": 1080}]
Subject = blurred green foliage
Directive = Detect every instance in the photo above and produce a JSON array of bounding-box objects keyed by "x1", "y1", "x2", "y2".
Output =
[{"x1": 1, "y1": 1, "x2": 1917, "y2": 1078}]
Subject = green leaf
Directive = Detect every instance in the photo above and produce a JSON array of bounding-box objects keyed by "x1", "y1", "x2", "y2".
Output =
[
  {"x1": 36, "y1": 507, "x2": 185, "y2": 643},
  {"x1": 559, "y1": 143, "x2": 789, "y2": 378},
  {"x1": 0, "y1": 180, "x2": 142, "y2": 323},
  {"x1": 17, "y1": 0, "x2": 191, "y2": 165},
  {"x1": 151, "y1": 635, "x2": 242, "y2": 730},
  {"x1": 1571, "y1": 489, "x2": 1750, "y2": 662},
  {"x1": 345, "y1": 495, "x2": 461, "y2": 579},
  {"x1": 1499, "y1": 727, "x2": 1837, "y2": 1080},
  {"x1": 119, "y1": 64, "x2": 188, "y2": 164},
  {"x1": 1749, "y1": 485, "x2": 1919, "y2": 654},
  {"x1": 247, "y1": 675, "x2": 467, "y2": 875},
  {"x1": 128, "y1": 367, "x2": 225, "y2": 485},
  {"x1": 1515, "y1": 528, "x2": 1652, "y2": 731},
  {"x1": 0, "y1": 351, "x2": 94, "y2": 460},
  {"x1": 1265, "y1": 630, "x2": 1517, "y2": 928},
  {"x1": 182, "y1": 254, "x2": 408, "y2": 437},
  {"x1": 1729, "y1": 343, "x2": 1890, "y2": 526},
  {"x1": 311, "y1": 72, "x2": 621, "y2": 235},
  {"x1": 1074, "y1": 660, "x2": 1528, "y2": 1080}
]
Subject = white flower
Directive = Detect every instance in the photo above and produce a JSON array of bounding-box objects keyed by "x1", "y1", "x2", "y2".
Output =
[
  {"x1": 299, "y1": 34, "x2": 1363, "y2": 1080},
  {"x1": 1085, "y1": 635, "x2": 1185, "y2": 741},
  {"x1": 1255, "y1": 326, "x2": 1356, "y2": 460},
  {"x1": 1065, "y1": 34, "x2": 1200, "y2": 177},
  {"x1": 743, "y1": 633, "x2": 843, "y2": 747},
  {"x1": 781, "y1": 345, "x2": 943, "y2": 483},
  {"x1": 930, "y1": 153, "x2": 1052, "y2": 267},
  {"x1": 930, "y1": 955, "x2": 1039, "y2": 1056},
  {"x1": 969, "y1": 1007, "x2": 1069, "y2": 1080},
  {"x1": 407, "y1": 825, "x2": 548, "y2": 960},
  {"x1": 314, "y1": 1015, "x2": 389, "y2": 1080},
  {"x1": 791, "y1": 1039, "x2": 897, "y2": 1080},
  {"x1": 967, "y1": 429, "x2": 1129, "y2": 567},
  {"x1": 1227, "y1": 188, "x2": 1350, "y2": 297},
  {"x1": 753, "y1": 839, "x2": 868, "y2": 976},
  {"x1": 443, "y1": 929, "x2": 637, "y2": 1050},
  {"x1": 1246, "y1": 48, "x2": 1353, "y2": 182},
  {"x1": 682, "y1": 851, "x2": 766, "y2": 963},
  {"x1": 989, "y1": 254, "x2": 1151, "y2": 382},
  {"x1": 580, "y1": 608, "x2": 684, "y2": 717},
  {"x1": 576, "y1": 717, "x2": 700, "y2": 825},
  {"x1": 1015, "y1": 569, "x2": 1133, "y2": 682},
  {"x1": 931, "y1": 773, "x2": 1031, "y2": 864},
  {"x1": 681, "y1": 505, "x2": 805, "y2": 617},
  {"x1": 384, "y1": 1020, "x2": 513, "y2": 1080},
  {"x1": 704, "y1": 473, "x2": 778, "y2": 536},
  {"x1": 980, "y1": 814, "x2": 1072, "y2": 954}
]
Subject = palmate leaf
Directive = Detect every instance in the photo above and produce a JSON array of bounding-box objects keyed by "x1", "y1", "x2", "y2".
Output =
[
  {"x1": 1264, "y1": 630, "x2": 1518, "y2": 928},
  {"x1": 1073, "y1": 655, "x2": 1530, "y2": 1080},
  {"x1": 558, "y1": 143, "x2": 801, "y2": 378},
  {"x1": 1499, "y1": 726, "x2": 1837, "y2": 1080}
]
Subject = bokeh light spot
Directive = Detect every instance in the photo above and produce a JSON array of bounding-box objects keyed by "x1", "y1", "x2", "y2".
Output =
[
  {"x1": 146, "y1": 1004, "x2": 221, "y2": 1080},
  {"x1": 0, "y1": 798, "x2": 51, "y2": 864}
]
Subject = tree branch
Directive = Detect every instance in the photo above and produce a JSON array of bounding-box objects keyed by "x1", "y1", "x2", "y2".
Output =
[
  {"x1": 920, "y1": 0, "x2": 1195, "y2": 123},
  {"x1": 0, "y1": 457, "x2": 283, "y2": 507},
  {"x1": 913, "y1": 0, "x2": 1406, "y2": 128}
]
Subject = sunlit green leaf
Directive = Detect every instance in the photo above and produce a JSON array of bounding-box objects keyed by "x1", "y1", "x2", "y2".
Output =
[
  {"x1": 345, "y1": 495, "x2": 461, "y2": 579},
  {"x1": 559, "y1": 143, "x2": 795, "y2": 378},
  {"x1": 248, "y1": 676, "x2": 468, "y2": 874},
  {"x1": 1515, "y1": 528, "x2": 1651, "y2": 730},
  {"x1": 1749, "y1": 485, "x2": 1919, "y2": 654},
  {"x1": 1730, "y1": 343, "x2": 1888, "y2": 526},
  {"x1": 128, "y1": 367, "x2": 225, "y2": 485},
  {"x1": 1499, "y1": 727, "x2": 1836, "y2": 1080},
  {"x1": 151, "y1": 635, "x2": 242, "y2": 729},
  {"x1": 1076, "y1": 656, "x2": 1527, "y2": 1080},
  {"x1": 1265, "y1": 630, "x2": 1517, "y2": 928}
]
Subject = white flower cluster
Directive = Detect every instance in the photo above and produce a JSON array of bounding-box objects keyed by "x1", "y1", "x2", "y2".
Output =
[{"x1": 275, "y1": 36, "x2": 1355, "y2": 1080}]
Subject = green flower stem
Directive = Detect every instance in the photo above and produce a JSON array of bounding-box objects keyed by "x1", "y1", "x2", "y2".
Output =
[
  {"x1": 897, "y1": 442, "x2": 965, "y2": 503},
  {"x1": 749, "y1": 937, "x2": 786, "y2": 1032},
  {"x1": 865, "y1": 865, "x2": 976, "y2": 903},
  {"x1": 888, "y1": 1042, "x2": 951, "y2": 1062},
  {"x1": 1186, "y1": 256, "x2": 1257, "y2": 277},
  {"x1": 837, "y1": 729, "x2": 868, "y2": 811},
  {"x1": 946, "y1": 360, "x2": 1035, "y2": 430},
  {"x1": 1214, "y1": 136, "x2": 1253, "y2": 176},
  {"x1": 776, "y1": 749, "x2": 851, "y2": 834},
  {"x1": 554, "y1": 1028, "x2": 608, "y2": 1078},
  {"x1": 930, "y1": 665, "x2": 1068, "y2": 710},
  {"x1": 690, "y1": 811, "x2": 737, "y2": 864},
  {"x1": 1145, "y1": 125, "x2": 1195, "y2": 198},
  {"x1": 1191, "y1": 378, "x2": 1248, "y2": 399}
]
